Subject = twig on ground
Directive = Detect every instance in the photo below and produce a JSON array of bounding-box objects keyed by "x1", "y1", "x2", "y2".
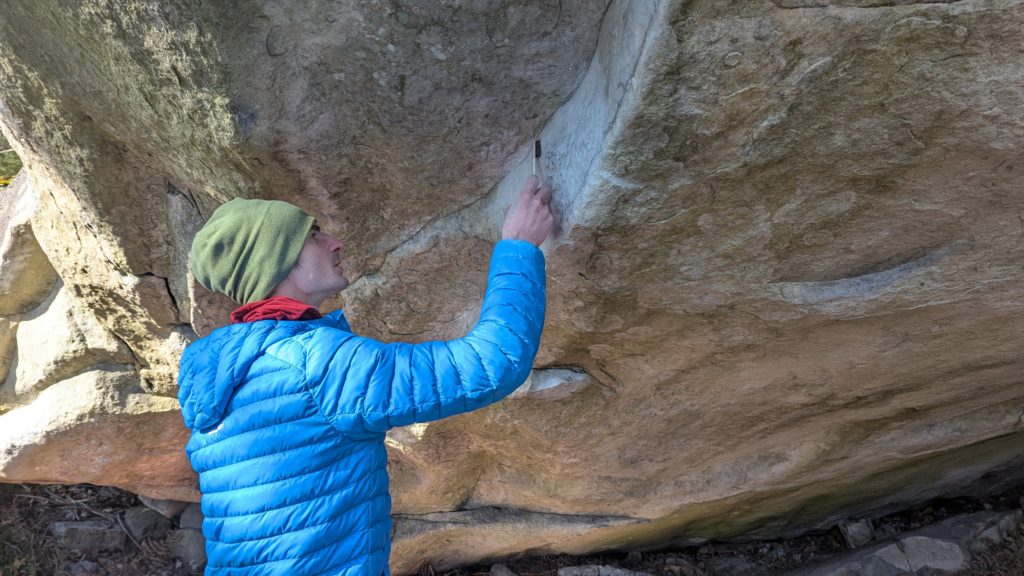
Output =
[
  {"x1": 43, "y1": 487, "x2": 115, "y2": 523},
  {"x1": 117, "y1": 512, "x2": 142, "y2": 550},
  {"x1": 0, "y1": 540, "x2": 23, "y2": 555},
  {"x1": 13, "y1": 494, "x2": 60, "y2": 505}
]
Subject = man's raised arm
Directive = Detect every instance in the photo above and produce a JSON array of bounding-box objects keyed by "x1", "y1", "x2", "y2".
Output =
[{"x1": 302, "y1": 176, "x2": 554, "y2": 437}]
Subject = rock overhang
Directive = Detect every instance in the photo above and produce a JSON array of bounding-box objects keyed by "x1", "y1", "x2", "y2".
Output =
[{"x1": 0, "y1": 0, "x2": 1022, "y2": 571}]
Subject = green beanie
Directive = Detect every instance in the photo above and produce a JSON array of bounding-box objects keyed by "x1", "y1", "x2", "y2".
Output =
[{"x1": 189, "y1": 198, "x2": 315, "y2": 304}]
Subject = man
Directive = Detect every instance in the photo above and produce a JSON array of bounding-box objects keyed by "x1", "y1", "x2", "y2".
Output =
[{"x1": 178, "y1": 175, "x2": 553, "y2": 575}]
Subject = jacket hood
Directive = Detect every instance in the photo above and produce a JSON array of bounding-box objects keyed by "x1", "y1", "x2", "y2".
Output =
[{"x1": 178, "y1": 310, "x2": 350, "y2": 431}]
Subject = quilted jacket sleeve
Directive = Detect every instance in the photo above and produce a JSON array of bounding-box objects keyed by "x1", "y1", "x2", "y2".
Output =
[{"x1": 303, "y1": 239, "x2": 545, "y2": 437}]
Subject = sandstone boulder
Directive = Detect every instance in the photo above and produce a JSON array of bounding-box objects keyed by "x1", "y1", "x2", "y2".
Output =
[
  {"x1": 0, "y1": 368, "x2": 195, "y2": 501},
  {"x1": 0, "y1": 0, "x2": 1022, "y2": 571},
  {"x1": 2, "y1": 282, "x2": 133, "y2": 401},
  {"x1": 0, "y1": 172, "x2": 58, "y2": 316},
  {"x1": 0, "y1": 319, "x2": 16, "y2": 394}
]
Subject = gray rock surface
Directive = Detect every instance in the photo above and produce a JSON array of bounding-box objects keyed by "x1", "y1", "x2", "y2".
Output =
[
  {"x1": 663, "y1": 557, "x2": 698, "y2": 576},
  {"x1": 787, "y1": 510, "x2": 1021, "y2": 575},
  {"x1": 166, "y1": 528, "x2": 207, "y2": 572},
  {"x1": 137, "y1": 495, "x2": 188, "y2": 519},
  {"x1": 936, "y1": 510, "x2": 1022, "y2": 551},
  {"x1": 900, "y1": 536, "x2": 966, "y2": 572},
  {"x1": 122, "y1": 505, "x2": 171, "y2": 541},
  {"x1": 511, "y1": 368, "x2": 595, "y2": 400},
  {"x1": 840, "y1": 519, "x2": 876, "y2": 549},
  {"x1": 490, "y1": 564, "x2": 519, "y2": 576},
  {"x1": 50, "y1": 520, "x2": 126, "y2": 553},
  {"x1": 178, "y1": 502, "x2": 203, "y2": 531},
  {"x1": 0, "y1": 0, "x2": 1023, "y2": 571},
  {"x1": 786, "y1": 541, "x2": 909, "y2": 576}
]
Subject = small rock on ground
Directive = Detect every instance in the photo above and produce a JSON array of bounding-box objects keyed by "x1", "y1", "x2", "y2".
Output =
[
  {"x1": 68, "y1": 559, "x2": 100, "y2": 576},
  {"x1": 662, "y1": 557, "x2": 699, "y2": 576},
  {"x1": 840, "y1": 519, "x2": 875, "y2": 549},
  {"x1": 123, "y1": 505, "x2": 171, "y2": 541},
  {"x1": 50, "y1": 520, "x2": 126, "y2": 553},
  {"x1": 490, "y1": 564, "x2": 519, "y2": 576},
  {"x1": 138, "y1": 495, "x2": 189, "y2": 519},
  {"x1": 900, "y1": 535, "x2": 967, "y2": 572},
  {"x1": 784, "y1": 510, "x2": 1023, "y2": 575},
  {"x1": 179, "y1": 502, "x2": 203, "y2": 530},
  {"x1": 167, "y1": 528, "x2": 207, "y2": 571}
]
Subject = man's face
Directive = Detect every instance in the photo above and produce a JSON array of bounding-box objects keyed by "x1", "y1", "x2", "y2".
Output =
[{"x1": 287, "y1": 224, "x2": 349, "y2": 302}]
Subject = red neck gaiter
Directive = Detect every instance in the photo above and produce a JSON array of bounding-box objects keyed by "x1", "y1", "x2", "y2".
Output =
[{"x1": 230, "y1": 296, "x2": 323, "y2": 324}]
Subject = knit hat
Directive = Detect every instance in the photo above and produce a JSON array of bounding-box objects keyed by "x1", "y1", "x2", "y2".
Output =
[{"x1": 189, "y1": 198, "x2": 315, "y2": 304}]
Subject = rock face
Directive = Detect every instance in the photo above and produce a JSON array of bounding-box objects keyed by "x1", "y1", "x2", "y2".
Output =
[
  {"x1": 0, "y1": 367, "x2": 195, "y2": 501},
  {"x1": 1, "y1": 0, "x2": 1023, "y2": 573},
  {"x1": 0, "y1": 174, "x2": 194, "y2": 500},
  {"x1": 0, "y1": 173, "x2": 57, "y2": 316},
  {"x1": 5, "y1": 282, "x2": 133, "y2": 400}
]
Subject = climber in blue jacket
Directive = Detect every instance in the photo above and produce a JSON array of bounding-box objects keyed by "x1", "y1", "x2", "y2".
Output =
[{"x1": 178, "y1": 175, "x2": 553, "y2": 576}]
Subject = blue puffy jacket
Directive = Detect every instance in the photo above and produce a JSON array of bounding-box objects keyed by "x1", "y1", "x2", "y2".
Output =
[{"x1": 178, "y1": 240, "x2": 546, "y2": 575}]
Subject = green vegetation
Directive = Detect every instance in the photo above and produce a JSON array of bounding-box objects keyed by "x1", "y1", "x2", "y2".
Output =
[{"x1": 0, "y1": 148, "x2": 21, "y2": 187}]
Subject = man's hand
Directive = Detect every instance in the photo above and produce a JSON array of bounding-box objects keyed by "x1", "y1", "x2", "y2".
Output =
[{"x1": 502, "y1": 175, "x2": 554, "y2": 247}]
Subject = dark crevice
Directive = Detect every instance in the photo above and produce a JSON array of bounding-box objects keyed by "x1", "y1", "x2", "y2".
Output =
[
  {"x1": 771, "y1": 0, "x2": 966, "y2": 8},
  {"x1": 594, "y1": 360, "x2": 623, "y2": 391},
  {"x1": 110, "y1": 332, "x2": 143, "y2": 372},
  {"x1": 394, "y1": 505, "x2": 645, "y2": 523},
  {"x1": 533, "y1": 363, "x2": 617, "y2": 394},
  {"x1": 165, "y1": 180, "x2": 205, "y2": 221},
  {"x1": 161, "y1": 276, "x2": 181, "y2": 323},
  {"x1": 137, "y1": 272, "x2": 181, "y2": 323},
  {"x1": 535, "y1": 363, "x2": 588, "y2": 374},
  {"x1": 170, "y1": 64, "x2": 187, "y2": 88}
]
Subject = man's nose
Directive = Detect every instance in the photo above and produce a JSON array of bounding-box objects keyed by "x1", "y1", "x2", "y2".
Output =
[{"x1": 327, "y1": 235, "x2": 343, "y2": 253}]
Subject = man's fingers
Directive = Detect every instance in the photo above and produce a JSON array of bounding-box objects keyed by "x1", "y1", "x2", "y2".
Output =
[
  {"x1": 521, "y1": 175, "x2": 540, "y2": 198},
  {"x1": 502, "y1": 176, "x2": 556, "y2": 245},
  {"x1": 536, "y1": 185, "x2": 552, "y2": 205}
]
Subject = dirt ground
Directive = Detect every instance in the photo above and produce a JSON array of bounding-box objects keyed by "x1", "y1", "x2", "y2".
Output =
[
  {"x1": 0, "y1": 484, "x2": 191, "y2": 576},
  {"x1": 0, "y1": 483, "x2": 1021, "y2": 576}
]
